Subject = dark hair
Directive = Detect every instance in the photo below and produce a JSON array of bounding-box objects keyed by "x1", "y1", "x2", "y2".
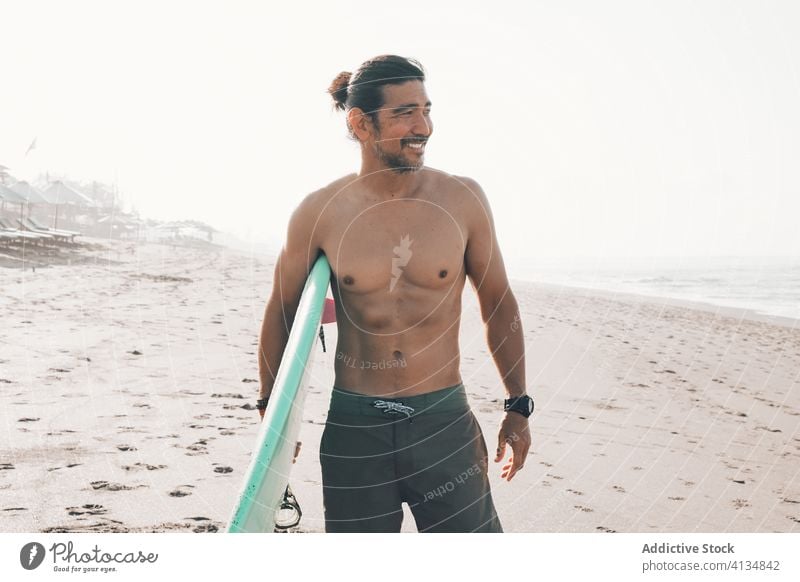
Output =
[{"x1": 328, "y1": 55, "x2": 425, "y2": 133}]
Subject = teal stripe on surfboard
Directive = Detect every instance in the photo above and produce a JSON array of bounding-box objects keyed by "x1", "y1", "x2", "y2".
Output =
[{"x1": 227, "y1": 255, "x2": 331, "y2": 533}]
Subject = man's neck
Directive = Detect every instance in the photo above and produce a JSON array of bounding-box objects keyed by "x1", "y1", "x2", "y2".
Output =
[{"x1": 357, "y1": 157, "x2": 423, "y2": 199}]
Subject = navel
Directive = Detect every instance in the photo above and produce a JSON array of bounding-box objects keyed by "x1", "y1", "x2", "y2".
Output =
[
  {"x1": 343, "y1": 275, "x2": 354, "y2": 285},
  {"x1": 439, "y1": 269, "x2": 448, "y2": 279}
]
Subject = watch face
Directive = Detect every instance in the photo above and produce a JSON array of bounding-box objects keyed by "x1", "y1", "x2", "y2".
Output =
[{"x1": 505, "y1": 397, "x2": 533, "y2": 416}]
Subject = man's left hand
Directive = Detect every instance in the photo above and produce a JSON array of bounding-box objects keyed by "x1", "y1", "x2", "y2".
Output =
[{"x1": 495, "y1": 411, "x2": 531, "y2": 481}]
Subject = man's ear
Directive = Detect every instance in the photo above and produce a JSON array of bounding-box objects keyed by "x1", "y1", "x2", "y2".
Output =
[{"x1": 347, "y1": 107, "x2": 374, "y2": 142}]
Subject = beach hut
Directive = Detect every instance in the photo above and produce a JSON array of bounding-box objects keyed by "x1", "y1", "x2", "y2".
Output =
[{"x1": 41, "y1": 181, "x2": 96, "y2": 229}]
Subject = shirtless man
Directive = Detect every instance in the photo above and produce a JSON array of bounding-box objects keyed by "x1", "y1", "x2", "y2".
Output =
[{"x1": 257, "y1": 55, "x2": 531, "y2": 533}]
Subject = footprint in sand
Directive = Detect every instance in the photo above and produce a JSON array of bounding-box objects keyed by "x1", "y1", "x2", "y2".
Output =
[
  {"x1": 67, "y1": 504, "x2": 108, "y2": 516},
  {"x1": 186, "y1": 440, "x2": 209, "y2": 456},
  {"x1": 122, "y1": 463, "x2": 167, "y2": 471},
  {"x1": 567, "y1": 489, "x2": 584, "y2": 496},
  {"x1": 90, "y1": 481, "x2": 144, "y2": 491},
  {"x1": 596, "y1": 526, "x2": 617, "y2": 533},
  {"x1": 612, "y1": 485, "x2": 626, "y2": 493},
  {"x1": 116, "y1": 444, "x2": 137, "y2": 452},
  {"x1": 169, "y1": 485, "x2": 195, "y2": 497},
  {"x1": 17, "y1": 418, "x2": 40, "y2": 423},
  {"x1": 47, "y1": 464, "x2": 82, "y2": 472},
  {"x1": 0, "y1": 464, "x2": 14, "y2": 471},
  {"x1": 213, "y1": 466, "x2": 233, "y2": 474},
  {"x1": 2, "y1": 507, "x2": 28, "y2": 512},
  {"x1": 574, "y1": 505, "x2": 593, "y2": 513},
  {"x1": 732, "y1": 498, "x2": 750, "y2": 509}
]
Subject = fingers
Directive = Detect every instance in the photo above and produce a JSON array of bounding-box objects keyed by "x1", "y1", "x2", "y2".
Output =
[
  {"x1": 495, "y1": 430, "x2": 513, "y2": 462},
  {"x1": 499, "y1": 435, "x2": 531, "y2": 481},
  {"x1": 292, "y1": 441, "x2": 302, "y2": 464},
  {"x1": 501, "y1": 458, "x2": 525, "y2": 481},
  {"x1": 495, "y1": 440, "x2": 507, "y2": 463}
]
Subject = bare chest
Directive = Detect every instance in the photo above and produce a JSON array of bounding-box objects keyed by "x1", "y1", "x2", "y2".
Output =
[{"x1": 323, "y1": 197, "x2": 467, "y2": 294}]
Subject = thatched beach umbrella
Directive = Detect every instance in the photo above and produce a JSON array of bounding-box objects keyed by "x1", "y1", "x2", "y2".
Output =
[
  {"x1": 8, "y1": 181, "x2": 50, "y2": 221},
  {"x1": 10, "y1": 181, "x2": 50, "y2": 204},
  {"x1": 42, "y1": 181, "x2": 95, "y2": 229},
  {"x1": 0, "y1": 183, "x2": 29, "y2": 220}
]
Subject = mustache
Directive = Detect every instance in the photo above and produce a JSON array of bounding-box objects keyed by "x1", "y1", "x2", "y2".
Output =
[{"x1": 401, "y1": 137, "x2": 427, "y2": 146}]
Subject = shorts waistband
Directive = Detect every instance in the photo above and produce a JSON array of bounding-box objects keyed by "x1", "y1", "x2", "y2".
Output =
[{"x1": 329, "y1": 383, "x2": 469, "y2": 418}]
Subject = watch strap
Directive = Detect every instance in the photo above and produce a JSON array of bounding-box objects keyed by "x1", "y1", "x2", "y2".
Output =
[{"x1": 504, "y1": 394, "x2": 534, "y2": 418}]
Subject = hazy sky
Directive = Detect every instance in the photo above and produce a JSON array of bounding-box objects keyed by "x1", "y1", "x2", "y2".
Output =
[{"x1": 2, "y1": 0, "x2": 798, "y2": 262}]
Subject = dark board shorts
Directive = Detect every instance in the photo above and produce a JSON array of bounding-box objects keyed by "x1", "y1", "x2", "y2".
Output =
[{"x1": 320, "y1": 383, "x2": 503, "y2": 533}]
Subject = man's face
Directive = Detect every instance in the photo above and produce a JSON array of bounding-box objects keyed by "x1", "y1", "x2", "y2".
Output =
[{"x1": 369, "y1": 80, "x2": 433, "y2": 173}]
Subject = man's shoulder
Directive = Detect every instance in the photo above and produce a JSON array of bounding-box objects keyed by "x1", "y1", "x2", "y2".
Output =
[
  {"x1": 294, "y1": 173, "x2": 358, "y2": 216},
  {"x1": 426, "y1": 170, "x2": 489, "y2": 215},
  {"x1": 424, "y1": 168, "x2": 485, "y2": 198}
]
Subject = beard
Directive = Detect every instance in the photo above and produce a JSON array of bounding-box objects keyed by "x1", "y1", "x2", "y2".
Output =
[{"x1": 374, "y1": 132, "x2": 424, "y2": 174}]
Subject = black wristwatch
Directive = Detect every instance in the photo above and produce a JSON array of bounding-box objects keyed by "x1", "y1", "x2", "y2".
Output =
[
  {"x1": 504, "y1": 394, "x2": 534, "y2": 418},
  {"x1": 256, "y1": 397, "x2": 270, "y2": 411}
]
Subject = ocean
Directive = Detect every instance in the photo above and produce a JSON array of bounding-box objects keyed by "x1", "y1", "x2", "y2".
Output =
[{"x1": 509, "y1": 256, "x2": 800, "y2": 322}]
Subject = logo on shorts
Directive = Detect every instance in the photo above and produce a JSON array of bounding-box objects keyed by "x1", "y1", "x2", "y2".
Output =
[{"x1": 20, "y1": 542, "x2": 46, "y2": 570}]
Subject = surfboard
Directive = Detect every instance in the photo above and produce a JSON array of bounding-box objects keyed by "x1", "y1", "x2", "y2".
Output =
[{"x1": 227, "y1": 254, "x2": 331, "y2": 533}]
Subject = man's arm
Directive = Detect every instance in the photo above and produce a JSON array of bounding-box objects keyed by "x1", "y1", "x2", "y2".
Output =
[
  {"x1": 462, "y1": 177, "x2": 530, "y2": 482},
  {"x1": 258, "y1": 193, "x2": 323, "y2": 411},
  {"x1": 463, "y1": 178, "x2": 526, "y2": 398}
]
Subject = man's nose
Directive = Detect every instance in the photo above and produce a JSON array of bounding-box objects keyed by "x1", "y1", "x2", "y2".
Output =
[{"x1": 414, "y1": 110, "x2": 432, "y2": 136}]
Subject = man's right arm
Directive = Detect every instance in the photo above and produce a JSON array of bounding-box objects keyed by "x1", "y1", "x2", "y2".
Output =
[{"x1": 258, "y1": 193, "x2": 323, "y2": 414}]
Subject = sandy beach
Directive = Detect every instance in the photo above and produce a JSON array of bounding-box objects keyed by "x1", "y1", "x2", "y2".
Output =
[{"x1": 1, "y1": 239, "x2": 798, "y2": 533}]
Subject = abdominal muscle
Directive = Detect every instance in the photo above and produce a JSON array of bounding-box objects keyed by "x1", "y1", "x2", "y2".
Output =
[{"x1": 331, "y1": 280, "x2": 465, "y2": 398}]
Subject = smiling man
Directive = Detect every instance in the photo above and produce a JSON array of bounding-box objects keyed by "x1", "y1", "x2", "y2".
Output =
[{"x1": 257, "y1": 55, "x2": 531, "y2": 532}]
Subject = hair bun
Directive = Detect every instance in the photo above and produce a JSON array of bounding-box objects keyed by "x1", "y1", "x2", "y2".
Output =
[{"x1": 328, "y1": 71, "x2": 352, "y2": 111}]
